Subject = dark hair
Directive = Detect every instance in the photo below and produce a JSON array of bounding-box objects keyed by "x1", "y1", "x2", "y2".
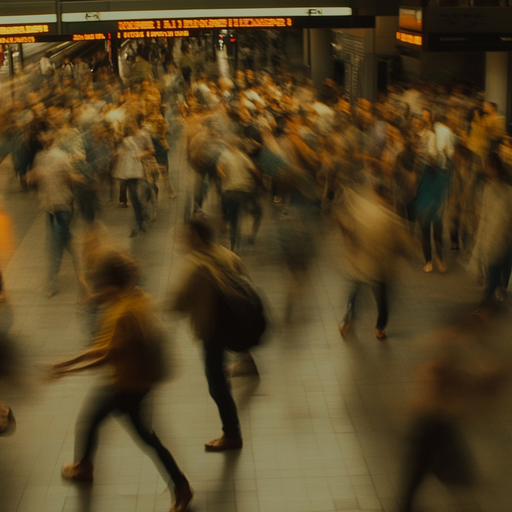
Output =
[
  {"x1": 188, "y1": 216, "x2": 214, "y2": 245},
  {"x1": 93, "y1": 251, "x2": 140, "y2": 289}
]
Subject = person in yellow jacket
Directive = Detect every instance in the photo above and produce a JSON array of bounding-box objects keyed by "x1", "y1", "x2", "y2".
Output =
[{"x1": 46, "y1": 250, "x2": 192, "y2": 512}]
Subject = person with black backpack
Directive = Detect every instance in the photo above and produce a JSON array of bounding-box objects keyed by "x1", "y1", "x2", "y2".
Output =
[{"x1": 172, "y1": 216, "x2": 265, "y2": 451}]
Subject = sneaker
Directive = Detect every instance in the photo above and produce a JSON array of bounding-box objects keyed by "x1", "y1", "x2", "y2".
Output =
[
  {"x1": 204, "y1": 435, "x2": 243, "y2": 452},
  {"x1": 171, "y1": 481, "x2": 193, "y2": 512},
  {"x1": 61, "y1": 462, "x2": 94, "y2": 482},
  {"x1": 437, "y1": 259, "x2": 447, "y2": 273},
  {"x1": 423, "y1": 261, "x2": 433, "y2": 273},
  {"x1": 375, "y1": 328, "x2": 386, "y2": 340}
]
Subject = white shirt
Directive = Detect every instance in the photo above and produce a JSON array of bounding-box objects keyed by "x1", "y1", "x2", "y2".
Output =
[
  {"x1": 32, "y1": 146, "x2": 75, "y2": 212},
  {"x1": 417, "y1": 129, "x2": 437, "y2": 166},
  {"x1": 40, "y1": 56, "x2": 54, "y2": 76},
  {"x1": 113, "y1": 132, "x2": 153, "y2": 180},
  {"x1": 434, "y1": 123, "x2": 455, "y2": 169},
  {"x1": 218, "y1": 148, "x2": 256, "y2": 193}
]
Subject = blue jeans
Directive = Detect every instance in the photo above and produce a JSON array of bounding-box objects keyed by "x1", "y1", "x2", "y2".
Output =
[
  {"x1": 47, "y1": 210, "x2": 73, "y2": 283},
  {"x1": 204, "y1": 341, "x2": 241, "y2": 438}
]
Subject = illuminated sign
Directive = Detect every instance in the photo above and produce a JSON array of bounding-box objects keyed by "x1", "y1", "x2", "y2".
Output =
[
  {"x1": 0, "y1": 32, "x2": 109, "y2": 43},
  {"x1": 118, "y1": 30, "x2": 189, "y2": 39},
  {"x1": 0, "y1": 24, "x2": 49, "y2": 36},
  {"x1": 399, "y1": 8, "x2": 422, "y2": 33},
  {"x1": 396, "y1": 31, "x2": 422, "y2": 47},
  {"x1": 72, "y1": 33, "x2": 106, "y2": 41},
  {"x1": 118, "y1": 17, "x2": 292, "y2": 32},
  {"x1": 0, "y1": 36, "x2": 36, "y2": 44}
]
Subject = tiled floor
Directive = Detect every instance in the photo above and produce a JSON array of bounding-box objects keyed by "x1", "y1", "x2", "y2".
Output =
[{"x1": 1, "y1": 130, "x2": 512, "y2": 512}]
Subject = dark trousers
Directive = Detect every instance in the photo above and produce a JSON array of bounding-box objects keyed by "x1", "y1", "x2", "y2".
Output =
[
  {"x1": 221, "y1": 190, "x2": 262, "y2": 251},
  {"x1": 400, "y1": 416, "x2": 473, "y2": 512},
  {"x1": 75, "y1": 188, "x2": 99, "y2": 224},
  {"x1": 47, "y1": 210, "x2": 73, "y2": 283},
  {"x1": 204, "y1": 342, "x2": 241, "y2": 439},
  {"x1": 483, "y1": 252, "x2": 512, "y2": 304},
  {"x1": 344, "y1": 281, "x2": 389, "y2": 330},
  {"x1": 125, "y1": 179, "x2": 144, "y2": 231},
  {"x1": 420, "y1": 215, "x2": 443, "y2": 263},
  {"x1": 76, "y1": 386, "x2": 187, "y2": 486}
]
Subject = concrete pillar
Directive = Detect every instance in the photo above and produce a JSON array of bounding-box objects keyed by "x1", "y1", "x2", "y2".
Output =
[
  {"x1": 309, "y1": 29, "x2": 333, "y2": 87},
  {"x1": 485, "y1": 52, "x2": 509, "y2": 115}
]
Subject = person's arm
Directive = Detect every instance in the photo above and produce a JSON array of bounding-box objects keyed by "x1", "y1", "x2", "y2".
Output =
[{"x1": 47, "y1": 342, "x2": 109, "y2": 380}]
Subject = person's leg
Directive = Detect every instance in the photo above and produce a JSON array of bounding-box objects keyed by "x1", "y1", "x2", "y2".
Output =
[
  {"x1": 433, "y1": 214, "x2": 445, "y2": 268},
  {"x1": 222, "y1": 192, "x2": 241, "y2": 251},
  {"x1": 121, "y1": 391, "x2": 188, "y2": 486},
  {"x1": 126, "y1": 179, "x2": 145, "y2": 232},
  {"x1": 204, "y1": 342, "x2": 241, "y2": 440},
  {"x1": 193, "y1": 172, "x2": 208, "y2": 211},
  {"x1": 482, "y1": 263, "x2": 502, "y2": 305},
  {"x1": 450, "y1": 208, "x2": 460, "y2": 249},
  {"x1": 372, "y1": 281, "x2": 389, "y2": 333},
  {"x1": 75, "y1": 386, "x2": 118, "y2": 466},
  {"x1": 399, "y1": 418, "x2": 438, "y2": 512},
  {"x1": 47, "y1": 211, "x2": 72, "y2": 292},
  {"x1": 500, "y1": 252, "x2": 512, "y2": 292},
  {"x1": 419, "y1": 217, "x2": 432, "y2": 264},
  {"x1": 246, "y1": 192, "x2": 263, "y2": 244},
  {"x1": 119, "y1": 180, "x2": 128, "y2": 206},
  {"x1": 62, "y1": 386, "x2": 117, "y2": 481},
  {"x1": 339, "y1": 281, "x2": 360, "y2": 338}
]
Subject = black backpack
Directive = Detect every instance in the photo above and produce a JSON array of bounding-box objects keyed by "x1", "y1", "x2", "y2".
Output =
[{"x1": 214, "y1": 270, "x2": 267, "y2": 353}]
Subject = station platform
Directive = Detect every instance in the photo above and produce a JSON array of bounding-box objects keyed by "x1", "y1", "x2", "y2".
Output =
[{"x1": 0, "y1": 106, "x2": 512, "y2": 512}]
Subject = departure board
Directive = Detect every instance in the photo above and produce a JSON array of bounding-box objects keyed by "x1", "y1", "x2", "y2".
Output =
[
  {"x1": 118, "y1": 17, "x2": 292, "y2": 32},
  {"x1": 0, "y1": 24, "x2": 50, "y2": 36}
]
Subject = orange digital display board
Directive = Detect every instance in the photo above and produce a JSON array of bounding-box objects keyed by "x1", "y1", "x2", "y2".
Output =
[
  {"x1": 0, "y1": 24, "x2": 49, "y2": 36},
  {"x1": 72, "y1": 33, "x2": 107, "y2": 41},
  {"x1": 0, "y1": 36, "x2": 36, "y2": 44},
  {"x1": 119, "y1": 30, "x2": 190, "y2": 39},
  {"x1": 118, "y1": 17, "x2": 292, "y2": 32},
  {"x1": 396, "y1": 31, "x2": 422, "y2": 47}
]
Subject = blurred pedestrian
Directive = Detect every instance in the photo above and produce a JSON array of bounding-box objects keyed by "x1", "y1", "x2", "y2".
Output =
[
  {"x1": 172, "y1": 216, "x2": 250, "y2": 451},
  {"x1": 46, "y1": 251, "x2": 193, "y2": 512}
]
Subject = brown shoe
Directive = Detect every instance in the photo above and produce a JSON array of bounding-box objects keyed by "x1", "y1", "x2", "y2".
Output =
[
  {"x1": 375, "y1": 328, "x2": 386, "y2": 340},
  {"x1": 204, "y1": 435, "x2": 243, "y2": 452},
  {"x1": 171, "y1": 481, "x2": 193, "y2": 512},
  {"x1": 61, "y1": 462, "x2": 93, "y2": 482}
]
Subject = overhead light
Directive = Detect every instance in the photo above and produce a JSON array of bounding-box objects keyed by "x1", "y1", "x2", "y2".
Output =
[
  {"x1": 63, "y1": 7, "x2": 352, "y2": 23},
  {"x1": 0, "y1": 14, "x2": 57, "y2": 25}
]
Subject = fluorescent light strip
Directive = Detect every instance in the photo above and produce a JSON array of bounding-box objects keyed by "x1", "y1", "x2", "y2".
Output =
[
  {"x1": 0, "y1": 14, "x2": 57, "y2": 25},
  {"x1": 63, "y1": 7, "x2": 352, "y2": 23}
]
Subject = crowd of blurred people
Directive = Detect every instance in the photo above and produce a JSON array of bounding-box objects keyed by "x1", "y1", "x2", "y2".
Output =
[{"x1": 0, "y1": 35, "x2": 512, "y2": 512}]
